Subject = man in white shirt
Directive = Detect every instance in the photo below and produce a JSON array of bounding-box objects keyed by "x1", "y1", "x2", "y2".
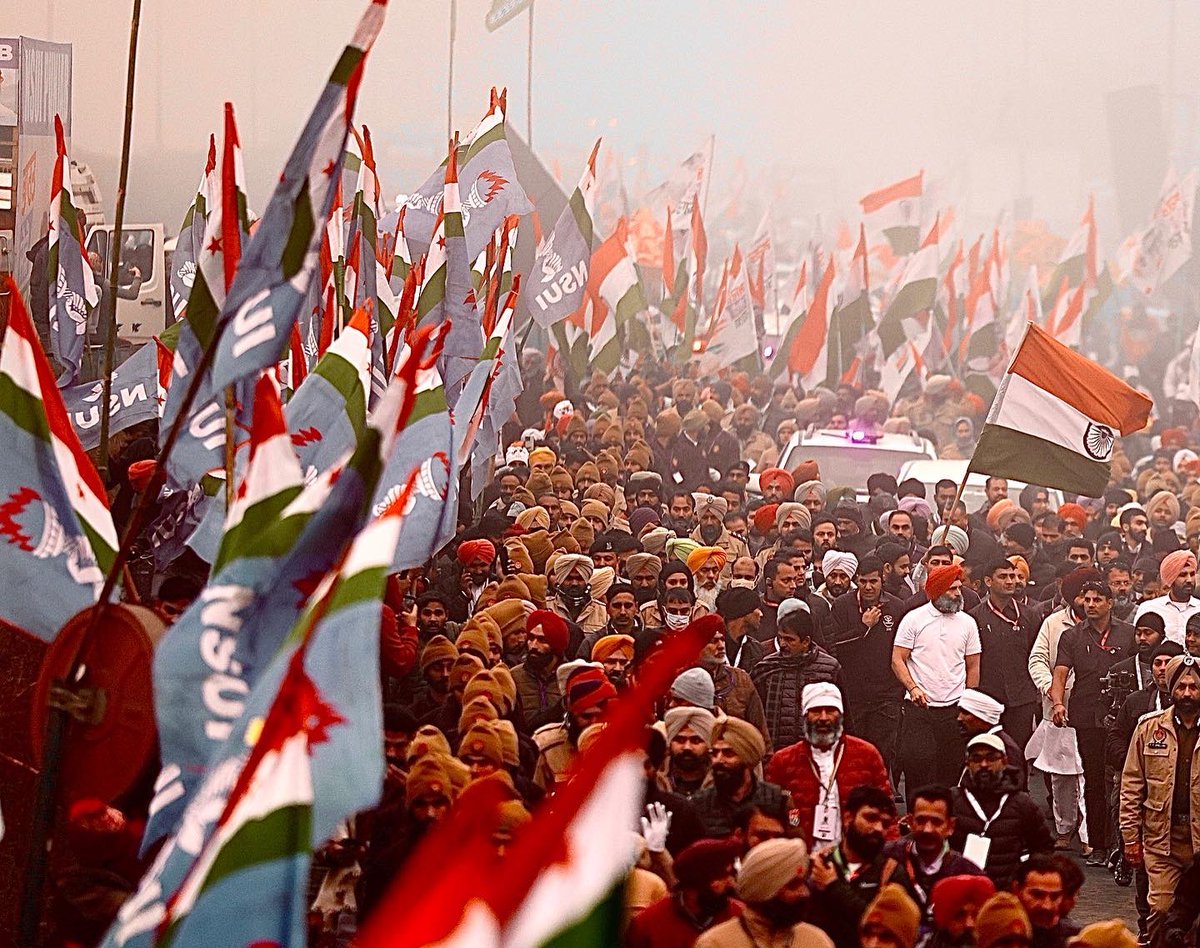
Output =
[
  {"x1": 1133, "y1": 550, "x2": 1200, "y2": 645},
  {"x1": 892, "y1": 563, "x2": 982, "y2": 788}
]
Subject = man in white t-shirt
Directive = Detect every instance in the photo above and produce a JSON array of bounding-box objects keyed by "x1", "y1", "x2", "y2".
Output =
[
  {"x1": 1133, "y1": 550, "x2": 1200, "y2": 645},
  {"x1": 892, "y1": 563, "x2": 982, "y2": 788}
]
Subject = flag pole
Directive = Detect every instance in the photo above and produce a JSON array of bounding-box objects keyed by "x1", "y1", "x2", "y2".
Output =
[
  {"x1": 526, "y1": 2, "x2": 534, "y2": 146},
  {"x1": 23, "y1": 4, "x2": 142, "y2": 934},
  {"x1": 446, "y1": 0, "x2": 457, "y2": 141},
  {"x1": 96, "y1": 0, "x2": 143, "y2": 481},
  {"x1": 932, "y1": 318, "x2": 1031, "y2": 547},
  {"x1": 224, "y1": 385, "x2": 236, "y2": 506}
]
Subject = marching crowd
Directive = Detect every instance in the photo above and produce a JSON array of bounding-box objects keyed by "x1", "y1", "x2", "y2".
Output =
[{"x1": 65, "y1": 360, "x2": 1200, "y2": 948}]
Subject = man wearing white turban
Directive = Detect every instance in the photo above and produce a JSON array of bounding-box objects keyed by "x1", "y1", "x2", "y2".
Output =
[{"x1": 818, "y1": 551, "x2": 858, "y2": 604}]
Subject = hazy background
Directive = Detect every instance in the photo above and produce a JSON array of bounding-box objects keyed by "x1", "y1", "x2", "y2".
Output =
[{"x1": 10, "y1": 0, "x2": 1200, "y2": 253}]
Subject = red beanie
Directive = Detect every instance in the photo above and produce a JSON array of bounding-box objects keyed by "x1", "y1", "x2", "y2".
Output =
[
  {"x1": 565, "y1": 667, "x2": 618, "y2": 715},
  {"x1": 924, "y1": 563, "x2": 964, "y2": 601},
  {"x1": 528, "y1": 609, "x2": 569, "y2": 655},
  {"x1": 931, "y1": 875, "x2": 997, "y2": 929}
]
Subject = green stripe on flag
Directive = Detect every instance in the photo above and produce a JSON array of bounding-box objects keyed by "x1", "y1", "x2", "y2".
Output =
[
  {"x1": 968, "y1": 424, "x2": 1110, "y2": 497},
  {"x1": 78, "y1": 517, "x2": 116, "y2": 572},
  {"x1": 465, "y1": 121, "x2": 505, "y2": 160},
  {"x1": 283, "y1": 188, "x2": 316, "y2": 279},
  {"x1": 327, "y1": 565, "x2": 389, "y2": 612},
  {"x1": 314, "y1": 353, "x2": 367, "y2": 439},
  {"x1": 409, "y1": 386, "x2": 448, "y2": 425},
  {"x1": 216, "y1": 486, "x2": 305, "y2": 571},
  {"x1": 0, "y1": 374, "x2": 53, "y2": 443},
  {"x1": 158, "y1": 804, "x2": 313, "y2": 948},
  {"x1": 537, "y1": 882, "x2": 624, "y2": 948},
  {"x1": 569, "y1": 189, "x2": 594, "y2": 247},
  {"x1": 330, "y1": 46, "x2": 366, "y2": 86},
  {"x1": 445, "y1": 212, "x2": 465, "y2": 240},
  {"x1": 417, "y1": 268, "x2": 447, "y2": 323}
]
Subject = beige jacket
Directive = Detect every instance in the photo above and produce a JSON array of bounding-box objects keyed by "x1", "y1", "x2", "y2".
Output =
[
  {"x1": 690, "y1": 526, "x2": 751, "y2": 579},
  {"x1": 1027, "y1": 606, "x2": 1076, "y2": 717},
  {"x1": 696, "y1": 911, "x2": 835, "y2": 948},
  {"x1": 1120, "y1": 707, "x2": 1200, "y2": 857}
]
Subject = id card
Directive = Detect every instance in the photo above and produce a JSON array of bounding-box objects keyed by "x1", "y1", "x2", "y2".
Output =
[
  {"x1": 963, "y1": 833, "x2": 991, "y2": 868},
  {"x1": 813, "y1": 803, "x2": 840, "y2": 843}
]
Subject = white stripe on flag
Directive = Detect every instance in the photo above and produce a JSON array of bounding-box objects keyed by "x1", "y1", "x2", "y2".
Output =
[{"x1": 989, "y1": 371, "x2": 1105, "y2": 460}]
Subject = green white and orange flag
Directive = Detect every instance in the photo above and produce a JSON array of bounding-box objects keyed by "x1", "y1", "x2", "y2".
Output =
[{"x1": 968, "y1": 322, "x2": 1152, "y2": 497}]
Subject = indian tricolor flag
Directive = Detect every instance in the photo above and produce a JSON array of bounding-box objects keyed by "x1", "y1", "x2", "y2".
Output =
[
  {"x1": 358, "y1": 615, "x2": 718, "y2": 948},
  {"x1": 969, "y1": 323, "x2": 1152, "y2": 497},
  {"x1": 860, "y1": 170, "x2": 923, "y2": 255}
]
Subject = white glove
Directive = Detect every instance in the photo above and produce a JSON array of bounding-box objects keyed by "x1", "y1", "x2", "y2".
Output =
[{"x1": 640, "y1": 801, "x2": 672, "y2": 853}]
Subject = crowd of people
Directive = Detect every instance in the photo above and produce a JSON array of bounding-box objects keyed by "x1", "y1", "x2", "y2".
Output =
[{"x1": 60, "y1": 359, "x2": 1200, "y2": 948}]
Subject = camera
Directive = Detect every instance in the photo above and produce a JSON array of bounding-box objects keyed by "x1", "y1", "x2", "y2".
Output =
[{"x1": 1101, "y1": 668, "x2": 1137, "y2": 729}]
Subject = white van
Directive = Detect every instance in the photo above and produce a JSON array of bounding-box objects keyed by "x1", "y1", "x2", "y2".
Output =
[
  {"x1": 85, "y1": 223, "x2": 169, "y2": 345},
  {"x1": 774, "y1": 426, "x2": 938, "y2": 494},
  {"x1": 896, "y1": 459, "x2": 1066, "y2": 514}
]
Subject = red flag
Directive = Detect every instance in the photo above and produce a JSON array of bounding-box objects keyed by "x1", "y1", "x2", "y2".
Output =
[
  {"x1": 662, "y1": 206, "x2": 675, "y2": 297},
  {"x1": 788, "y1": 258, "x2": 835, "y2": 376}
]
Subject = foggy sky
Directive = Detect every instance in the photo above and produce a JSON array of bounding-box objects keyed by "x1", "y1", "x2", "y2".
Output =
[{"x1": 10, "y1": 0, "x2": 1200, "y2": 245}]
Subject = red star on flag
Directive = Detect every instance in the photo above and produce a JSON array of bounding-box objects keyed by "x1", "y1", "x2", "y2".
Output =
[
  {"x1": 321, "y1": 160, "x2": 337, "y2": 177},
  {"x1": 207, "y1": 236, "x2": 224, "y2": 256}
]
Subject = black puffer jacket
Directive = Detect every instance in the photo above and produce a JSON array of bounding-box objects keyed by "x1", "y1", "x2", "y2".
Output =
[
  {"x1": 750, "y1": 646, "x2": 841, "y2": 749},
  {"x1": 950, "y1": 767, "x2": 1054, "y2": 886}
]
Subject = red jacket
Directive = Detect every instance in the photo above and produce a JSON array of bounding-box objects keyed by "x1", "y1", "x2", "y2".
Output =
[
  {"x1": 625, "y1": 894, "x2": 742, "y2": 948},
  {"x1": 765, "y1": 735, "x2": 893, "y2": 847}
]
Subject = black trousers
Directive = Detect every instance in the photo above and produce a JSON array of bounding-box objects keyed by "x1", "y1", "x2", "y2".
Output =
[
  {"x1": 1001, "y1": 702, "x2": 1036, "y2": 756},
  {"x1": 1075, "y1": 725, "x2": 1108, "y2": 851},
  {"x1": 844, "y1": 699, "x2": 903, "y2": 775},
  {"x1": 899, "y1": 703, "x2": 966, "y2": 791}
]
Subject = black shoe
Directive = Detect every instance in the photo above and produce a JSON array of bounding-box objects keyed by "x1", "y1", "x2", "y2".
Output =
[
  {"x1": 1114, "y1": 862, "x2": 1133, "y2": 887},
  {"x1": 1086, "y1": 851, "x2": 1108, "y2": 867}
]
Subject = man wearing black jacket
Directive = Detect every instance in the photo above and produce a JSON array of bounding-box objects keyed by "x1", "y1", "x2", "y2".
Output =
[
  {"x1": 949, "y1": 734, "x2": 1054, "y2": 886},
  {"x1": 827, "y1": 555, "x2": 907, "y2": 774},
  {"x1": 809, "y1": 786, "x2": 919, "y2": 948},
  {"x1": 971, "y1": 559, "x2": 1040, "y2": 751}
]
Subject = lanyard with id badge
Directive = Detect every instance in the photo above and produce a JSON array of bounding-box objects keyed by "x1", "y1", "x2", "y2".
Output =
[
  {"x1": 961, "y1": 789, "x2": 1008, "y2": 869},
  {"x1": 811, "y1": 744, "x2": 846, "y2": 844}
]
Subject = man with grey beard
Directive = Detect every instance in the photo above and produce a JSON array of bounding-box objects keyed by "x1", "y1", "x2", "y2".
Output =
[
  {"x1": 765, "y1": 683, "x2": 892, "y2": 850},
  {"x1": 892, "y1": 564, "x2": 983, "y2": 789}
]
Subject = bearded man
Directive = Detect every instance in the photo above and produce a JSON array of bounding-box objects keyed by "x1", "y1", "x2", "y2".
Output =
[
  {"x1": 808, "y1": 786, "x2": 919, "y2": 948},
  {"x1": 764, "y1": 684, "x2": 892, "y2": 849},
  {"x1": 892, "y1": 564, "x2": 982, "y2": 789}
]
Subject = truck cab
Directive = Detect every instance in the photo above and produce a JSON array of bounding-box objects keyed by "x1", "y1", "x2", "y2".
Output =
[{"x1": 84, "y1": 223, "x2": 171, "y2": 345}]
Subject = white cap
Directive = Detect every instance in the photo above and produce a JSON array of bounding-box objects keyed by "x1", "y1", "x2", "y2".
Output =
[
  {"x1": 777, "y1": 597, "x2": 810, "y2": 622},
  {"x1": 967, "y1": 733, "x2": 1006, "y2": 755},
  {"x1": 506, "y1": 444, "x2": 530, "y2": 465},
  {"x1": 801, "y1": 682, "x2": 843, "y2": 714}
]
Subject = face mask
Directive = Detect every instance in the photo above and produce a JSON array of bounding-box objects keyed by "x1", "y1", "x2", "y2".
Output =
[
  {"x1": 559, "y1": 585, "x2": 590, "y2": 608},
  {"x1": 665, "y1": 612, "x2": 690, "y2": 630},
  {"x1": 729, "y1": 578, "x2": 757, "y2": 589}
]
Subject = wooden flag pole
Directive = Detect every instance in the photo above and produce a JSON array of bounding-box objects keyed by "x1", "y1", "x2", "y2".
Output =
[
  {"x1": 96, "y1": 0, "x2": 143, "y2": 481},
  {"x1": 446, "y1": 0, "x2": 457, "y2": 141}
]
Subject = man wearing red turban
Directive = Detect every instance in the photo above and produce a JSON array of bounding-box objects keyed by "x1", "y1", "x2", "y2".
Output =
[
  {"x1": 454, "y1": 538, "x2": 497, "y2": 619},
  {"x1": 892, "y1": 562, "x2": 983, "y2": 788}
]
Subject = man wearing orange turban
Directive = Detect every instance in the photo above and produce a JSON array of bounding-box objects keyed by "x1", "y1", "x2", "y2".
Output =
[
  {"x1": 687, "y1": 546, "x2": 728, "y2": 611},
  {"x1": 893, "y1": 561, "x2": 982, "y2": 788}
]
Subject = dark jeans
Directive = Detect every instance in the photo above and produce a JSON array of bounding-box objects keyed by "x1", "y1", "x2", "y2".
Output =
[
  {"x1": 844, "y1": 699, "x2": 903, "y2": 775},
  {"x1": 1075, "y1": 725, "x2": 1108, "y2": 851},
  {"x1": 899, "y1": 703, "x2": 965, "y2": 791}
]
